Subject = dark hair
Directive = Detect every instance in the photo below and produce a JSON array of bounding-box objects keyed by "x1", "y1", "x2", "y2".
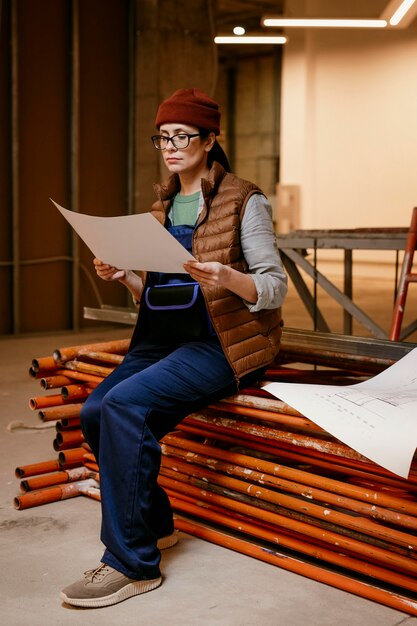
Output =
[
  {"x1": 200, "y1": 131, "x2": 231, "y2": 172},
  {"x1": 208, "y1": 140, "x2": 231, "y2": 172}
]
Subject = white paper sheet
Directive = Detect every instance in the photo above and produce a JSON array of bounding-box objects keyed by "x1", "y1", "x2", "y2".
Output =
[
  {"x1": 264, "y1": 347, "x2": 417, "y2": 478},
  {"x1": 51, "y1": 199, "x2": 194, "y2": 273}
]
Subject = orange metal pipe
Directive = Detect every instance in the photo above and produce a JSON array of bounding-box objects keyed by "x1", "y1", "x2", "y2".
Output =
[
  {"x1": 174, "y1": 517, "x2": 417, "y2": 617},
  {"x1": 168, "y1": 494, "x2": 417, "y2": 593},
  {"x1": 20, "y1": 466, "x2": 92, "y2": 492},
  {"x1": 268, "y1": 441, "x2": 417, "y2": 486},
  {"x1": 219, "y1": 393, "x2": 303, "y2": 417},
  {"x1": 15, "y1": 458, "x2": 76, "y2": 479},
  {"x1": 81, "y1": 486, "x2": 101, "y2": 501},
  {"x1": 31, "y1": 356, "x2": 57, "y2": 372},
  {"x1": 29, "y1": 366, "x2": 40, "y2": 378},
  {"x1": 167, "y1": 430, "x2": 412, "y2": 497},
  {"x1": 253, "y1": 442, "x2": 417, "y2": 492},
  {"x1": 177, "y1": 422, "x2": 374, "y2": 483},
  {"x1": 56, "y1": 368, "x2": 104, "y2": 384},
  {"x1": 29, "y1": 394, "x2": 67, "y2": 410},
  {"x1": 160, "y1": 457, "x2": 417, "y2": 551},
  {"x1": 162, "y1": 435, "x2": 417, "y2": 520},
  {"x1": 39, "y1": 404, "x2": 82, "y2": 422},
  {"x1": 40, "y1": 375, "x2": 74, "y2": 389},
  {"x1": 183, "y1": 412, "x2": 366, "y2": 462},
  {"x1": 63, "y1": 360, "x2": 115, "y2": 378},
  {"x1": 177, "y1": 420, "x2": 417, "y2": 490},
  {"x1": 161, "y1": 466, "x2": 414, "y2": 559},
  {"x1": 77, "y1": 349, "x2": 125, "y2": 365},
  {"x1": 53, "y1": 338, "x2": 130, "y2": 363},
  {"x1": 56, "y1": 417, "x2": 81, "y2": 431},
  {"x1": 61, "y1": 384, "x2": 95, "y2": 402},
  {"x1": 84, "y1": 461, "x2": 100, "y2": 472},
  {"x1": 159, "y1": 475, "x2": 417, "y2": 577},
  {"x1": 13, "y1": 479, "x2": 97, "y2": 510},
  {"x1": 58, "y1": 447, "x2": 87, "y2": 466},
  {"x1": 267, "y1": 361, "x2": 372, "y2": 377},
  {"x1": 209, "y1": 401, "x2": 324, "y2": 433},
  {"x1": 272, "y1": 346, "x2": 394, "y2": 375},
  {"x1": 82, "y1": 451, "x2": 97, "y2": 464},
  {"x1": 53, "y1": 429, "x2": 85, "y2": 451}
]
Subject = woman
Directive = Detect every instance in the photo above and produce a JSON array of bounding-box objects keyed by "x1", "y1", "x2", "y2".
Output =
[{"x1": 61, "y1": 88, "x2": 287, "y2": 608}]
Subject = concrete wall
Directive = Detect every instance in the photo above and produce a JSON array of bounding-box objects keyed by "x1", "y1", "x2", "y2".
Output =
[
  {"x1": 0, "y1": 0, "x2": 131, "y2": 334},
  {"x1": 135, "y1": 0, "x2": 217, "y2": 213},
  {"x1": 214, "y1": 50, "x2": 282, "y2": 205},
  {"x1": 280, "y1": 0, "x2": 417, "y2": 232}
]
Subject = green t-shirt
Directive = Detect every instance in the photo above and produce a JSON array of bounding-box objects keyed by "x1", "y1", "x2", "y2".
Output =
[{"x1": 171, "y1": 191, "x2": 200, "y2": 226}]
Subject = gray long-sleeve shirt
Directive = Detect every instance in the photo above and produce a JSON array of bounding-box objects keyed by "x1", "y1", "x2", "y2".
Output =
[{"x1": 240, "y1": 193, "x2": 288, "y2": 312}]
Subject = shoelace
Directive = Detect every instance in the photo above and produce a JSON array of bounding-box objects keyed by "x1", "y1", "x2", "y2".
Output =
[{"x1": 84, "y1": 564, "x2": 112, "y2": 582}]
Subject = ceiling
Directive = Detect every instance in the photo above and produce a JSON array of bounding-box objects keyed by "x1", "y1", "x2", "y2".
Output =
[
  {"x1": 212, "y1": 1, "x2": 415, "y2": 58},
  {"x1": 212, "y1": 1, "x2": 396, "y2": 33},
  {"x1": 213, "y1": 1, "x2": 417, "y2": 31},
  {"x1": 214, "y1": 0, "x2": 285, "y2": 33},
  {"x1": 213, "y1": 0, "x2": 285, "y2": 58}
]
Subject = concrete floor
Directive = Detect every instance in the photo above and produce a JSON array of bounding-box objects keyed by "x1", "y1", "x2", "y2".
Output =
[{"x1": 1, "y1": 272, "x2": 417, "y2": 625}]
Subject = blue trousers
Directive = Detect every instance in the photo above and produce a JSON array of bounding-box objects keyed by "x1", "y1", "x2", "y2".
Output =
[{"x1": 80, "y1": 337, "x2": 264, "y2": 580}]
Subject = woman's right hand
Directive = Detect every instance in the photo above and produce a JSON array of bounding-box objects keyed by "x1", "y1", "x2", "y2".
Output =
[
  {"x1": 93, "y1": 258, "x2": 125, "y2": 281},
  {"x1": 93, "y1": 258, "x2": 144, "y2": 302}
]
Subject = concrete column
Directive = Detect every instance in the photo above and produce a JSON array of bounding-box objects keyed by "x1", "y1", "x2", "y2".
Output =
[{"x1": 134, "y1": 0, "x2": 218, "y2": 213}]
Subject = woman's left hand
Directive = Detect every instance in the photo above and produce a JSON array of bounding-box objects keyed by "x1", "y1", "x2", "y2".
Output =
[
  {"x1": 183, "y1": 261, "x2": 230, "y2": 288},
  {"x1": 183, "y1": 260, "x2": 258, "y2": 304}
]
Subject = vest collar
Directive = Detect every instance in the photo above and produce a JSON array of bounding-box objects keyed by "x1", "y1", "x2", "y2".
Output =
[{"x1": 153, "y1": 161, "x2": 227, "y2": 204}]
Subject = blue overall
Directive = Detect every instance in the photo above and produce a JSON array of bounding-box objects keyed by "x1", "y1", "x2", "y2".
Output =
[{"x1": 80, "y1": 223, "x2": 265, "y2": 580}]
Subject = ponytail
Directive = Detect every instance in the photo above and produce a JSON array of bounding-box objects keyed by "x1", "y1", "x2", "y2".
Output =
[
  {"x1": 208, "y1": 140, "x2": 231, "y2": 172},
  {"x1": 199, "y1": 130, "x2": 231, "y2": 172}
]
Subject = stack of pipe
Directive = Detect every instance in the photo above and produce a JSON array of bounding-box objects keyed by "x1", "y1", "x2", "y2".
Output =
[
  {"x1": 161, "y1": 410, "x2": 417, "y2": 616},
  {"x1": 13, "y1": 337, "x2": 417, "y2": 616},
  {"x1": 14, "y1": 338, "x2": 130, "y2": 509}
]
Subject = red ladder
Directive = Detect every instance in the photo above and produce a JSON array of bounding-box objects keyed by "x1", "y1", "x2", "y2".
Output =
[{"x1": 389, "y1": 206, "x2": 417, "y2": 341}]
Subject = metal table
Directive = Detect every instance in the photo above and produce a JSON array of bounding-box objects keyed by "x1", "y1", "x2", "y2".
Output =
[
  {"x1": 83, "y1": 302, "x2": 417, "y2": 367},
  {"x1": 276, "y1": 228, "x2": 410, "y2": 339}
]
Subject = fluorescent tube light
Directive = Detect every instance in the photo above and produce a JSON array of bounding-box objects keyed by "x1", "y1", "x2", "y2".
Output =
[
  {"x1": 263, "y1": 18, "x2": 387, "y2": 28},
  {"x1": 214, "y1": 35, "x2": 287, "y2": 44},
  {"x1": 389, "y1": 0, "x2": 416, "y2": 25}
]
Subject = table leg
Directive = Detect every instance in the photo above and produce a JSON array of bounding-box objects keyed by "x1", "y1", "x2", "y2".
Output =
[
  {"x1": 281, "y1": 253, "x2": 331, "y2": 333},
  {"x1": 281, "y1": 248, "x2": 387, "y2": 339},
  {"x1": 344, "y1": 250, "x2": 352, "y2": 335}
]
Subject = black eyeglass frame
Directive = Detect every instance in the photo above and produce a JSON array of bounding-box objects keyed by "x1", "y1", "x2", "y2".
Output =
[{"x1": 151, "y1": 133, "x2": 201, "y2": 150}]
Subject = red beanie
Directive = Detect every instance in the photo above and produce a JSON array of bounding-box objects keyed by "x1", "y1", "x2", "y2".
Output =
[{"x1": 155, "y1": 88, "x2": 221, "y2": 135}]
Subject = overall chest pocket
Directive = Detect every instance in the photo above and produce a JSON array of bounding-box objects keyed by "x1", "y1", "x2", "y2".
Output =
[{"x1": 144, "y1": 282, "x2": 209, "y2": 342}]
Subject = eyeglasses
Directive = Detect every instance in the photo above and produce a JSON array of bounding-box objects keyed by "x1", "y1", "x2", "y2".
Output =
[{"x1": 151, "y1": 133, "x2": 201, "y2": 150}]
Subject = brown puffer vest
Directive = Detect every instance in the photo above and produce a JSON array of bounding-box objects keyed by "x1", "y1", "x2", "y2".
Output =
[{"x1": 150, "y1": 162, "x2": 283, "y2": 380}]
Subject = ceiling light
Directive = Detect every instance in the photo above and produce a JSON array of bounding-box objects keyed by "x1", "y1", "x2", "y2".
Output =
[
  {"x1": 263, "y1": 18, "x2": 387, "y2": 28},
  {"x1": 233, "y1": 26, "x2": 246, "y2": 36},
  {"x1": 214, "y1": 35, "x2": 287, "y2": 44},
  {"x1": 389, "y1": 0, "x2": 416, "y2": 25}
]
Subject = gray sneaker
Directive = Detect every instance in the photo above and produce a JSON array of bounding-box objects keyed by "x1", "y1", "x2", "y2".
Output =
[
  {"x1": 60, "y1": 563, "x2": 162, "y2": 608},
  {"x1": 157, "y1": 530, "x2": 178, "y2": 550}
]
